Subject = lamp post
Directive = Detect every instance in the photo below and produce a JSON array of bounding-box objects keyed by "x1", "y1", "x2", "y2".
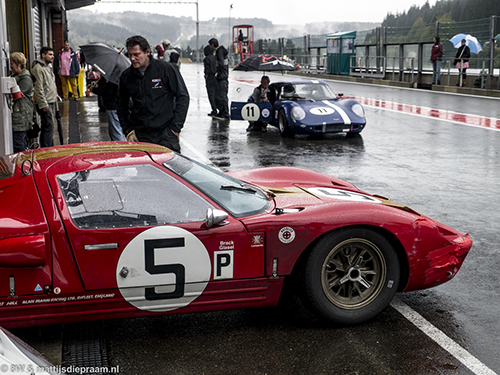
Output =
[{"x1": 229, "y1": 4, "x2": 232, "y2": 50}]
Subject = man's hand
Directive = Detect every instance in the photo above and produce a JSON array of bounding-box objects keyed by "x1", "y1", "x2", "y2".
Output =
[
  {"x1": 42, "y1": 106, "x2": 50, "y2": 113},
  {"x1": 171, "y1": 129, "x2": 180, "y2": 141},
  {"x1": 126, "y1": 130, "x2": 139, "y2": 142}
]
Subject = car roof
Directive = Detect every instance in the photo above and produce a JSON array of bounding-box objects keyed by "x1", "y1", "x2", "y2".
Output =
[{"x1": 8, "y1": 142, "x2": 173, "y2": 178}]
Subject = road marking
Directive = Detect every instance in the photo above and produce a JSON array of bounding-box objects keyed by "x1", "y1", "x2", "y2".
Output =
[
  {"x1": 391, "y1": 297, "x2": 497, "y2": 375},
  {"x1": 352, "y1": 96, "x2": 500, "y2": 131}
]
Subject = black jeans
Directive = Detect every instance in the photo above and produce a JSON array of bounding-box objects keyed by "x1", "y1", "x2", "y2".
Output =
[
  {"x1": 215, "y1": 79, "x2": 229, "y2": 117},
  {"x1": 136, "y1": 126, "x2": 181, "y2": 153},
  {"x1": 205, "y1": 75, "x2": 217, "y2": 114},
  {"x1": 36, "y1": 103, "x2": 55, "y2": 148},
  {"x1": 13, "y1": 131, "x2": 27, "y2": 152}
]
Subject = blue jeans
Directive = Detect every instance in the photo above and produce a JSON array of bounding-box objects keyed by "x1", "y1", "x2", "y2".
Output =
[
  {"x1": 432, "y1": 60, "x2": 441, "y2": 84},
  {"x1": 107, "y1": 110, "x2": 124, "y2": 141}
]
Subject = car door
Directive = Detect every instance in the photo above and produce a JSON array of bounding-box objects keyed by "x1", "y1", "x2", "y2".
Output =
[
  {"x1": 0, "y1": 167, "x2": 52, "y2": 298},
  {"x1": 47, "y1": 155, "x2": 265, "y2": 312}
]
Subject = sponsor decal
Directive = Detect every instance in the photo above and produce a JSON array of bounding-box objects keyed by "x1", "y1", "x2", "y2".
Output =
[
  {"x1": 278, "y1": 227, "x2": 295, "y2": 244},
  {"x1": 54, "y1": 287, "x2": 61, "y2": 294},
  {"x1": 152, "y1": 78, "x2": 162, "y2": 89},
  {"x1": 34, "y1": 284, "x2": 42, "y2": 292},
  {"x1": 0, "y1": 293, "x2": 116, "y2": 308},
  {"x1": 251, "y1": 235, "x2": 264, "y2": 248}
]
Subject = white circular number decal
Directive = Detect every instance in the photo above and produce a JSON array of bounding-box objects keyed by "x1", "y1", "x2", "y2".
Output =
[
  {"x1": 307, "y1": 187, "x2": 381, "y2": 203},
  {"x1": 242, "y1": 103, "x2": 260, "y2": 121},
  {"x1": 310, "y1": 107, "x2": 335, "y2": 115},
  {"x1": 116, "y1": 226, "x2": 211, "y2": 312}
]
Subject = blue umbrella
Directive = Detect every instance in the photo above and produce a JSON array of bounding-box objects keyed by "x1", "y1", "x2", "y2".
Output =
[{"x1": 449, "y1": 33, "x2": 483, "y2": 54}]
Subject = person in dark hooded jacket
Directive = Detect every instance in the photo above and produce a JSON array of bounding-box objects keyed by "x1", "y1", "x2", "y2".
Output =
[
  {"x1": 209, "y1": 38, "x2": 229, "y2": 120},
  {"x1": 203, "y1": 45, "x2": 217, "y2": 116}
]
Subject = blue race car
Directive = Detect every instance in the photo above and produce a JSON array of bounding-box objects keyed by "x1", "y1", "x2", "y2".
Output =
[{"x1": 230, "y1": 80, "x2": 366, "y2": 137}]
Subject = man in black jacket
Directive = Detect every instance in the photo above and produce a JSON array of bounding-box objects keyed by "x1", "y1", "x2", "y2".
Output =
[
  {"x1": 203, "y1": 45, "x2": 217, "y2": 116},
  {"x1": 209, "y1": 38, "x2": 229, "y2": 120},
  {"x1": 117, "y1": 35, "x2": 189, "y2": 153}
]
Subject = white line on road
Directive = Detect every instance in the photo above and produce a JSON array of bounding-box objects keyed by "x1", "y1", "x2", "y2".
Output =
[{"x1": 391, "y1": 297, "x2": 497, "y2": 375}]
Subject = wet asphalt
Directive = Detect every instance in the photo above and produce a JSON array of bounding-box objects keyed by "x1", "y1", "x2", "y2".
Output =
[{"x1": 12, "y1": 63, "x2": 500, "y2": 375}]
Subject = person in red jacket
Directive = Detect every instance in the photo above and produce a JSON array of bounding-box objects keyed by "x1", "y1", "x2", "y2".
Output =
[{"x1": 430, "y1": 36, "x2": 444, "y2": 85}]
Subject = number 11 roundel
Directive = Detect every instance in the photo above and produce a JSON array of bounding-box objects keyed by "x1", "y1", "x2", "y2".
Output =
[{"x1": 116, "y1": 226, "x2": 211, "y2": 312}]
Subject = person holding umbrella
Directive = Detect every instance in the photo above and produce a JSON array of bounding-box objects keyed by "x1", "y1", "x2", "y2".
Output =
[
  {"x1": 454, "y1": 39, "x2": 471, "y2": 87},
  {"x1": 117, "y1": 35, "x2": 189, "y2": 153}
]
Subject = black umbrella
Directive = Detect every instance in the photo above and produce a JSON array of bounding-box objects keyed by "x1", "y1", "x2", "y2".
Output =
[
  {"x1": 233, "y1": 54, "x2": 297, "y2": 72},
  {"x1": 80, "y1": 43, "x2": 130, "y2": 84}
]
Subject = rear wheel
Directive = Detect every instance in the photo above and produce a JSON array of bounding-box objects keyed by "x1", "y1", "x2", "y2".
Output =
[
  {"x1": 278, "y1": 110, "x2": 293, "y2": 137},
  {"x1": 303, "y1": 228, "x2": 400, "y2": 324}
]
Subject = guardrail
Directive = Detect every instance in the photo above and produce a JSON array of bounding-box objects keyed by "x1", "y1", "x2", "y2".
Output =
[{"x1": 350, "y1": 56, "x2": 387, "y2": 79}]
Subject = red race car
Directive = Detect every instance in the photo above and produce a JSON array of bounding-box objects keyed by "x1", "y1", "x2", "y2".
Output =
[{"x1": 0, "y1": 143, "x2": 472, "y2": 328}]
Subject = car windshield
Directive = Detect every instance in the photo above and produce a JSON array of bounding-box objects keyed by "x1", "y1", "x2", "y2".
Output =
[
  {"x1": 163, "y1": 154, "x2": 272, "y2": 218},
  {"x1": 285, "y1": 83, "x2": 336, "y2": 101}
]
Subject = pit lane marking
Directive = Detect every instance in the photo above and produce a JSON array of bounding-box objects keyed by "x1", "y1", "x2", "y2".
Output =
[
  {"x1": 344, "y1": 96, "x2": 500, "y2": 132},
  {"x1": 391, "y1": 297, "x2": 497, "y2": 375}
]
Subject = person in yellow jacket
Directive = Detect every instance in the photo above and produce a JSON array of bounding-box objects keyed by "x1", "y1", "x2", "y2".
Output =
[{"x1": 32, "y1": 46, "x2": 58, "y2": 147}]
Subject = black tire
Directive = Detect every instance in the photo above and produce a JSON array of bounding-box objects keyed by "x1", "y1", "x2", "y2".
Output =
[
  {"x1": 303, "y1": 228, "x2": 400, "y2": 324},
  {"x1": 346, "y1": 131, "x2": 361, "y2": 139},
  {"x1": 278, "y1": 110, "x2": 293, "y2": 137}
]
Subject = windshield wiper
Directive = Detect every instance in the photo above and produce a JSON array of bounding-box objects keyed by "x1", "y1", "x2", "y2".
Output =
[{"x1": 220, "y1": 184, "x2": 258, "y2": 194}]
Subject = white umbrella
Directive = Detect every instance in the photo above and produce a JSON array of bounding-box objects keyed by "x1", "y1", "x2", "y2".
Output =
[{"x1": 449, "y1": 33, "x2": 483, "y2": 54}]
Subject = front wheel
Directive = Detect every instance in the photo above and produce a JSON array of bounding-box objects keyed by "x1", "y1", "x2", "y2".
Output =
[
  {"x1": 278, "y1": 110, "x2": 293, "y2": 137},
  {"x1": 303, "y1": 228, "x2": 400, "y2": 324}
]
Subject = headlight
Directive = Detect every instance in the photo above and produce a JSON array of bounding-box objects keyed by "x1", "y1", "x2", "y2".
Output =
[
  {"x1": 291, "y1": 106, "x2": 306, "y2": 121},
  {"x1": 351, "y1": 103, "x2": 365, "y2": 118}
]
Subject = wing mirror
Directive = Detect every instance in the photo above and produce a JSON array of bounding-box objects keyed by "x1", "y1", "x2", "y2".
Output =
[{"x1": 206, "y1": 208, "x2": 229, "y2": 227}]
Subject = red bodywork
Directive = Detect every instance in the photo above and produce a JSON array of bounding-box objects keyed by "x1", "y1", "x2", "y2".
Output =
[{"x1": 0, "y1": 143, "x2": 472, "y2": 328}]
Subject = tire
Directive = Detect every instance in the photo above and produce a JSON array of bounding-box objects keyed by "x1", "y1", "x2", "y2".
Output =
[
  {"x1": 278, "y1": 110, "x2": 293, "y2": 137},
  {"x1": 303, "y1": 228, "x2": 400, "y2": 324}
]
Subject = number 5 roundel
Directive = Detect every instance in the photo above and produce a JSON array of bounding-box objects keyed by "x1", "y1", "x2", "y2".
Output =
[{"x1": 116, "y1": 226, "x2": 211, "y2": 312}]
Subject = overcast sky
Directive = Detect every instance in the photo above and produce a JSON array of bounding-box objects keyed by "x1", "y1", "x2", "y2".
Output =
[{"x1": 85, "y1": 0, "x2": 437, "y2": 25}]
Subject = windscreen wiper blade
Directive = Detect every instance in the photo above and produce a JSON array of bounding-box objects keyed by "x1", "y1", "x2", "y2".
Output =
[{"x1": 220, "y1": 184, "x2": 258, "y2": 194}]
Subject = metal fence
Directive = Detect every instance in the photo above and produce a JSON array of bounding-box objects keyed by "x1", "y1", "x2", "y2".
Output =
[{"x1": 247, "y1": 15, "x2": 500, "y2": 89}]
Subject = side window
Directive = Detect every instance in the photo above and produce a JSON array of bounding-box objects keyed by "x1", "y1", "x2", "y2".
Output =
[{"x1": 57, "y1": 164, "x2": 213, "y2": 229}]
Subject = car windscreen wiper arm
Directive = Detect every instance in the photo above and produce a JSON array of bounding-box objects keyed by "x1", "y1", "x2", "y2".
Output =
[{"x1": 220, "y1": 184, "x2": 258, "y2": 194}]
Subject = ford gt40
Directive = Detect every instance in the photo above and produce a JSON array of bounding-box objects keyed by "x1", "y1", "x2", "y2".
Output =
[{"x1": 0, "y1": 143, "x2": 471, "y2": 328}]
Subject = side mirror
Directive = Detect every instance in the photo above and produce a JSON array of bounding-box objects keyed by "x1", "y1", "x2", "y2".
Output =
[{"x1": 206, "y1": 208, "x2": 229, "y2": 228}]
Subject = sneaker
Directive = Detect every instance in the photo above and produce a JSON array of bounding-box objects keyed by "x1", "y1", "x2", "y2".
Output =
[
  {"x1": 208, "y1": 111, "x2": 217, "y2": 116},
  {"x1": 213, "y1": 114, "x2": 230, "y2": 120}
]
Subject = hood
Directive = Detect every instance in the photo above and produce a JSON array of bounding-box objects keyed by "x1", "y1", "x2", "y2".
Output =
[{"x1": 228, "y1": 166, "x2": 420, "y2": 215}]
